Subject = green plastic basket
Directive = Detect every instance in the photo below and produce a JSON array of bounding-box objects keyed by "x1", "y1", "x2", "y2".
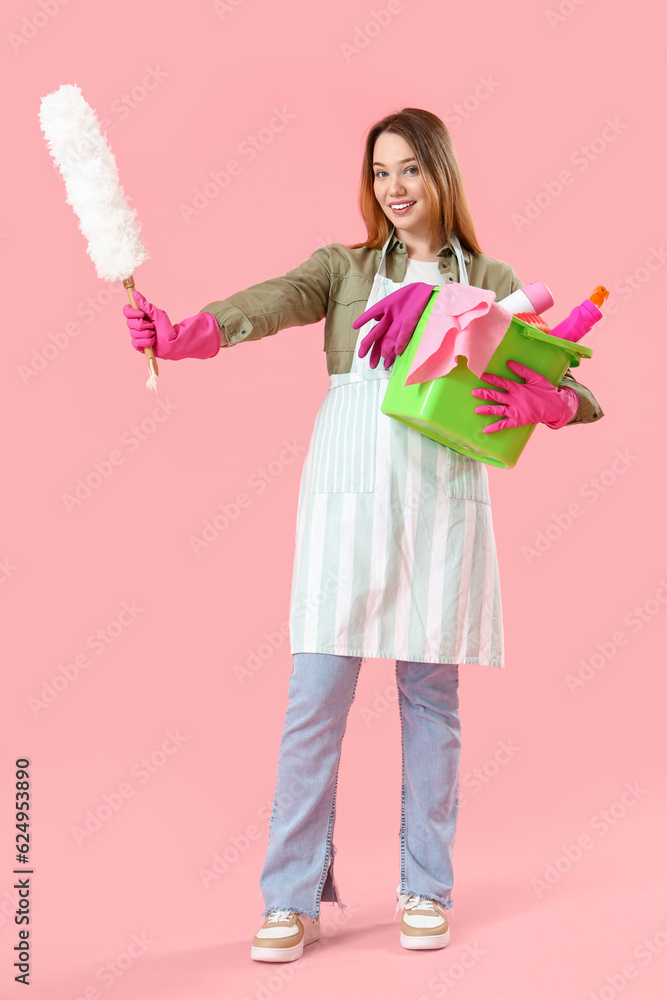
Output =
[{"x1": 381, "y1": 287, "x2": 593, "y2": 469}]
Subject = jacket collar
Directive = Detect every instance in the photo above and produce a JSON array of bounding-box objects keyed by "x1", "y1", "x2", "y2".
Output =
[{"x1": 386, "y1": 227, "x2": 472, "y2": 264}]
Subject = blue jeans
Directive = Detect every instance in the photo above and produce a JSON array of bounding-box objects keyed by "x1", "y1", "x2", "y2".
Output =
[{"x1": 260, "y1": 652, "x2": 461, "y2": 919}]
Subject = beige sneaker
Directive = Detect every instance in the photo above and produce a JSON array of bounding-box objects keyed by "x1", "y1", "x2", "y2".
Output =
[
  {"x1": 395, "y1": 888, "x2": 450, "y2": 950},
  {"x1": 251, "y1": 909, "x2": 320, "y2": 962}
]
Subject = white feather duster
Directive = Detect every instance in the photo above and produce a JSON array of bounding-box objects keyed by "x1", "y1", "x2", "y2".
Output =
[{"x1": 39, "y1": 83, "x2": 158, "y2": 391}]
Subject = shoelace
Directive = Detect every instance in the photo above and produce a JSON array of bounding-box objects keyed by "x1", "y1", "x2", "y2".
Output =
[
  {"x1": 266, "y1": 909, "x2": 296, "y2": 924},
  {"x1": 394, "y1": 892, "x2": 442, "y2": 921}
]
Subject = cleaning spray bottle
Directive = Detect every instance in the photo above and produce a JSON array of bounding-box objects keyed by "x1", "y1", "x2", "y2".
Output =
[{"x1": 547, "y1": 286, "x2": 609, "y2": 343}]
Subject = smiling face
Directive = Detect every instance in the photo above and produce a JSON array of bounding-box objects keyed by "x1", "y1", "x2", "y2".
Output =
[{"x1": 372, "y1": 131, "x2": 433, "y2": 238}]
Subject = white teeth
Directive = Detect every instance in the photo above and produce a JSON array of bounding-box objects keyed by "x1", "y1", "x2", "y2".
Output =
[{"x1": 391, "y1": 202, "x2": 415, "y2": 209}]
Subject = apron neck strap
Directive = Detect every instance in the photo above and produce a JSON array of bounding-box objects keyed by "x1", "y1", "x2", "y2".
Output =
[{"x1": 449, "y1": 232, "x2": 469, "y2": 285}]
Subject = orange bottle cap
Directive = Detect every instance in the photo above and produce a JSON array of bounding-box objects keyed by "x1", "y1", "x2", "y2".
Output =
[{"x1": 589, "y1": 285, "x2": 609, "y2": 307}]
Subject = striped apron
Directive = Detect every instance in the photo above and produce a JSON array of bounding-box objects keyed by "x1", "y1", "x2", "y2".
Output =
[{"x1": 289, "y1": 231, "x2": 504, "y2": 667}]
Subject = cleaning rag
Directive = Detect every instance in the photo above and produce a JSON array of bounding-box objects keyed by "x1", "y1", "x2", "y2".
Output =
[{"x1": 405, "y1": 283, "x2": 513, "y2": 385}]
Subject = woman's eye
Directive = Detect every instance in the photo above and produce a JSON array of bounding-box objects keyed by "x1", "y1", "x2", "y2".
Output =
[{"x1": 374, "y1": 167, "x2": 418, "y2": 178}]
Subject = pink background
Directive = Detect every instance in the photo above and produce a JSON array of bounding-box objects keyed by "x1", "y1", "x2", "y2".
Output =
[{"x1": 2, "y1": 0, "x2": 665, "y2": 997}]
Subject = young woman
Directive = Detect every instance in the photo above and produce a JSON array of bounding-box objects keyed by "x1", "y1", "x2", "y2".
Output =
[{"x1": 124, "y1": 108, "x2": 604, "y2": 963}]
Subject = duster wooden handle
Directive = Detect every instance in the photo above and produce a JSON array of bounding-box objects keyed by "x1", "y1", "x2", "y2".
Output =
[{"x1": 123, "y1": 276, "x2": 159, "y2": 383}]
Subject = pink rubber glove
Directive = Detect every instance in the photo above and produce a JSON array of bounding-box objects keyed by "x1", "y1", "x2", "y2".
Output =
[
  {"x1": 122, "y1": 289, "x2": 221, "y2": 361},
  {"x1": 354, "y1": 282, "x2": 434, "y2": 369},
  {"x1": 471, "y1": 360, "x2": 579, "y2": 432}
]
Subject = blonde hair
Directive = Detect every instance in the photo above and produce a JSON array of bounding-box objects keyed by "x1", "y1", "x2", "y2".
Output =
[{"x1": 347, "y1": 107, "x2": 483, "y2": 255}]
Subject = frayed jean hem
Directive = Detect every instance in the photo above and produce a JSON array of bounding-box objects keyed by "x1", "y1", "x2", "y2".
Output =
[{"x1": 260, "y1": 904, "x2": 321, "y2": 921}]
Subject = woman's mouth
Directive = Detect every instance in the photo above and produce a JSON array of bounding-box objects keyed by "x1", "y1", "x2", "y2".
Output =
[{"x1": 389, "y1": 201, "x2": 416, "y2": 215}]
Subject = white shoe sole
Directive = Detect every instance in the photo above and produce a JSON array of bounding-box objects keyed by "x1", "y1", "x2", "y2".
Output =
[
  {"x1": 400, "y1": 927, "x2": 450, "y2": 950},
  {"x1": 251, "y1": 921, "x2": 320, "y2": 962}
]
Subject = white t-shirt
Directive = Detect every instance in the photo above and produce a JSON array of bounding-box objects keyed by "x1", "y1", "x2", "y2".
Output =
[{"x1": 402, "y1": 256, "x2": 442, "y2": 286}]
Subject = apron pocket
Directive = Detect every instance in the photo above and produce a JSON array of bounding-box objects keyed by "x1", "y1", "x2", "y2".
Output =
[{"x1": 309, "y1": 378, "x2": 379, "y2": 493}]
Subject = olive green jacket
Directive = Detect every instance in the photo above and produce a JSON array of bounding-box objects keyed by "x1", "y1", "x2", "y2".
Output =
[{"x1": 200, "y1": 230, "x2": 604, "y2": 426}]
